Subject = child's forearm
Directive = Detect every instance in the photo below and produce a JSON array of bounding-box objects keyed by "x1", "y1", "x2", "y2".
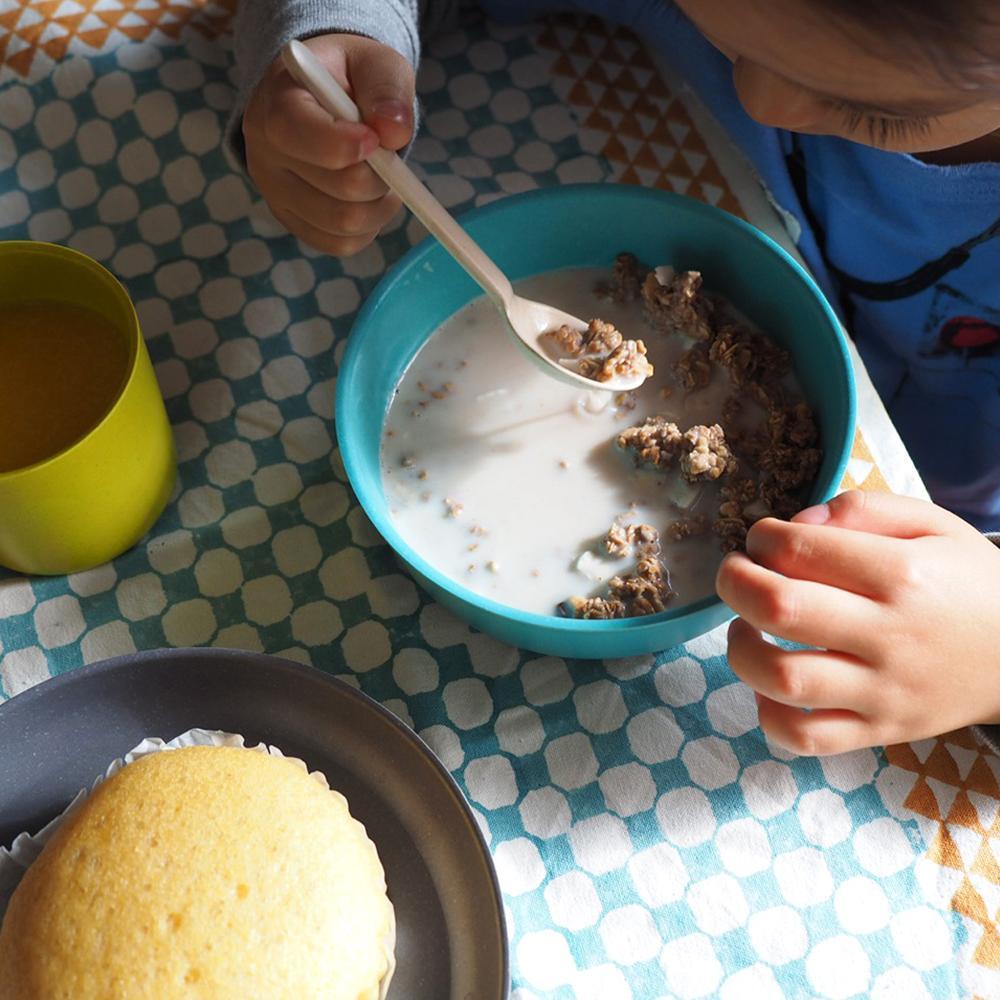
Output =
[{"x1": 974, "y1": 533, "x2": 1000, "y2": 755}]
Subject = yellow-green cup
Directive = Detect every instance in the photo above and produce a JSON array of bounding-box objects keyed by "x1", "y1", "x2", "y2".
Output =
[{"x1": 0, "y1": 242, "x2": 176, "y2": 575}]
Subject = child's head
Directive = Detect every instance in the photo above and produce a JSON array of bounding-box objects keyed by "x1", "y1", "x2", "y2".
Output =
[{"x1": 677, "y1": 0, "x2": 1000, "y2": 152}]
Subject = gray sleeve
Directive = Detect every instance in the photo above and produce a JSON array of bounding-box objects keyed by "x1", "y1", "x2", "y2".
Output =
[
  {"x1": 972, "y1": 532, "x2": 1000, "y2": 755},
  {"x1": 226, "y1": 0, "x2": 461, "y2": 167}
]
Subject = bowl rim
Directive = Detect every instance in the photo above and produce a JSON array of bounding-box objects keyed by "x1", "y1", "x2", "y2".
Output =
[{"x1": 337, "y1": 183, "x2": 856, "y2": 633}]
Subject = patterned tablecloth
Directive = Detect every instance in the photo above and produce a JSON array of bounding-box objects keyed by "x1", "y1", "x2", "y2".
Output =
[{"x1": 1, "y1": 4, "x2": 999, "y2": 998}]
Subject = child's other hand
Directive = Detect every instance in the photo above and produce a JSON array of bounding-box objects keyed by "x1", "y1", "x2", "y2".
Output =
[
  {"x1": 243, "y1": 34, "x2": 413, "y2": 255},
  {"x1": 716, "y1": 490, "x2": 1000, "y2": 755}
]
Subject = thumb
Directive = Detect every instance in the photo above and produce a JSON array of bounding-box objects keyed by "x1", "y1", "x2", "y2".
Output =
[{"x1": 347, "y1": 41, "x2": 416, "y2": 152}]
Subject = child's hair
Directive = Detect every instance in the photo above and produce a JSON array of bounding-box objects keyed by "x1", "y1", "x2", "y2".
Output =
[{"x1": 821, "y1": 0, "x2": 1000, "y2": 91}]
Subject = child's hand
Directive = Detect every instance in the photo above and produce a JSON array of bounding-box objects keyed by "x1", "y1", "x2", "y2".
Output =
[
  {"x1": 716, "y1": 490, "x2": 1000, "y2": 755},
  {"x1": 242, "y1": 34, "x2": 414, "y2": 255}
]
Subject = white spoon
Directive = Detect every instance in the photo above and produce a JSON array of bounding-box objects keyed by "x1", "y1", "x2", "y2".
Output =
[{"x1": 281, "y1": 40, "x2": 650, "y2": 394}]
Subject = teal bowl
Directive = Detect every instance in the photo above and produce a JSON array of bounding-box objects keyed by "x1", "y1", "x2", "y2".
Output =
[{"x1": 336, "y1": 185, "x2": 855, "y2": 658}]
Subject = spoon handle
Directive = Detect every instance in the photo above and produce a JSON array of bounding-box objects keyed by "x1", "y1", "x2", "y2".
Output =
[{"x1": 282, "y1": 40, "x2": 514, "y2": 310}]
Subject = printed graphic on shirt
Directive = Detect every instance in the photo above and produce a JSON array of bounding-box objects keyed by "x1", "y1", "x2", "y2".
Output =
[
  {"x1": 832, "y1": 214, "x2": 1000, "y2": 303},
  {"x1": 917, "y1": 284, "x2": 1000, "y2": 428}
]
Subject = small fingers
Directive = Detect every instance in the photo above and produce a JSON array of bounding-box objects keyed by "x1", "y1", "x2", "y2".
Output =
[
  {"x1": 293, "y1": 159, "x2": 389, "y2": 202},
  {"x1": 794, "y1": 489, "x2": 964, "y2": 540},
  {"x1": 275, "y1": 170, "x2": 401, "y2": 236},
  {"x1": 745, "y1": 516, "x2": 908, "y2": 600},
  {"x1": 250, "y1": 70, "x2": 379, "y2": 170},
  {"x1": 727, "y1": 618, "x2": 875, "y2": 711},
  {"x1": 755, "y1": 694, "x2": 879, "y2": 756},
  {"x1": 716, "y1": 551, "x2": 880, "y2": 657},
  {"x1": 271, "y1": 205, "x2": 379, "y2": 257}
]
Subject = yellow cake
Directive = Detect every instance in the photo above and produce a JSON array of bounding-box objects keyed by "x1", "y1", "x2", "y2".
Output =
[{"x1": 0, "y1": 745, "x2": 395, "y2": 1000}]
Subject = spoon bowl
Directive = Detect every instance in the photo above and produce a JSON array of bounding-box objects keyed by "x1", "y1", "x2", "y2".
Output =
[
  {"x1": 281, "y1": 40, "x2": 650, "y2": 394},
  {"x1": 506, "y1": 297, "x2": 649, "y2": 392}
]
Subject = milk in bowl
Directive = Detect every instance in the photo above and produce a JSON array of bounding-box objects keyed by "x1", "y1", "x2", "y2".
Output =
[{"x1": 381, "y1": 254, "x2": 822, "y2": 620}]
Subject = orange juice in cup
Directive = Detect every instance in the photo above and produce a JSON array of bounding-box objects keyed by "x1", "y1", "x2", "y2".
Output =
[{"x1": 0, "y1": 242, "x2": 176, "y2": 575}]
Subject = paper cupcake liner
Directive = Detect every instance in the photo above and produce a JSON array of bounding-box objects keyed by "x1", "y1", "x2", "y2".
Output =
[{"x1": 0, "y1": 728, "x2": 396, "y2": 999}]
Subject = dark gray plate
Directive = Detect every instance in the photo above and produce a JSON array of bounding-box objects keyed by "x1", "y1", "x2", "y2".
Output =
[{"x1": 0, "y1": 648, "x2": 508, "y2": 1000}]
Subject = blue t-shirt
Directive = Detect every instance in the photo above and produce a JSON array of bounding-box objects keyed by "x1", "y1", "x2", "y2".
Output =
[{"x1": 486, "y1": 0, "x2": 1000, "y2": 530}]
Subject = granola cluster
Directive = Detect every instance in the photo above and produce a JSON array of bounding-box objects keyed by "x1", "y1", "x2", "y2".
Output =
[
  {"x1": 617, "y1": 417, "x2": 734, "y2": 483},
  {"x1": 546, "y1": 317, "x2": 654, "y2": 384},
  {"x1": 616, "y1": 415, "x2": 683, "y2": 470},
  {"x1": 682, "y1": 424, "x2": 733, "y2": 482},
  {"x1": 636, "y1": 260, "x2": 821, "y2": 552},
  {"x1": 642, "y1": 268, "x2": 715, "y2": 341},
  {"x1": 673, "y1": 342, "x2": 712, "y2": 390},
  {"x1": 701, "y1": 320, "x2": 820, "y2": 549},
  {"x1": 600, "y1": 251, "x2": 648, "y2": 304},
  {"x1": 604, "y1": 520, "x2": 660, "y2": 558},
  {"x1": 582, "y1": 340, "x2": 653, "y2": 383},
  {"x1": 568, "y1": 522, "x2": 675, "y2": 619},
  {"x1": 665, "y1": 514, "x2": 709, "y2": 541},
  {"x1": 564, "y1": 254, "x2": 823, "y2": 619},
  {"x1": 709, "y1": 322, "x2": 791, "y2": 387}
]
